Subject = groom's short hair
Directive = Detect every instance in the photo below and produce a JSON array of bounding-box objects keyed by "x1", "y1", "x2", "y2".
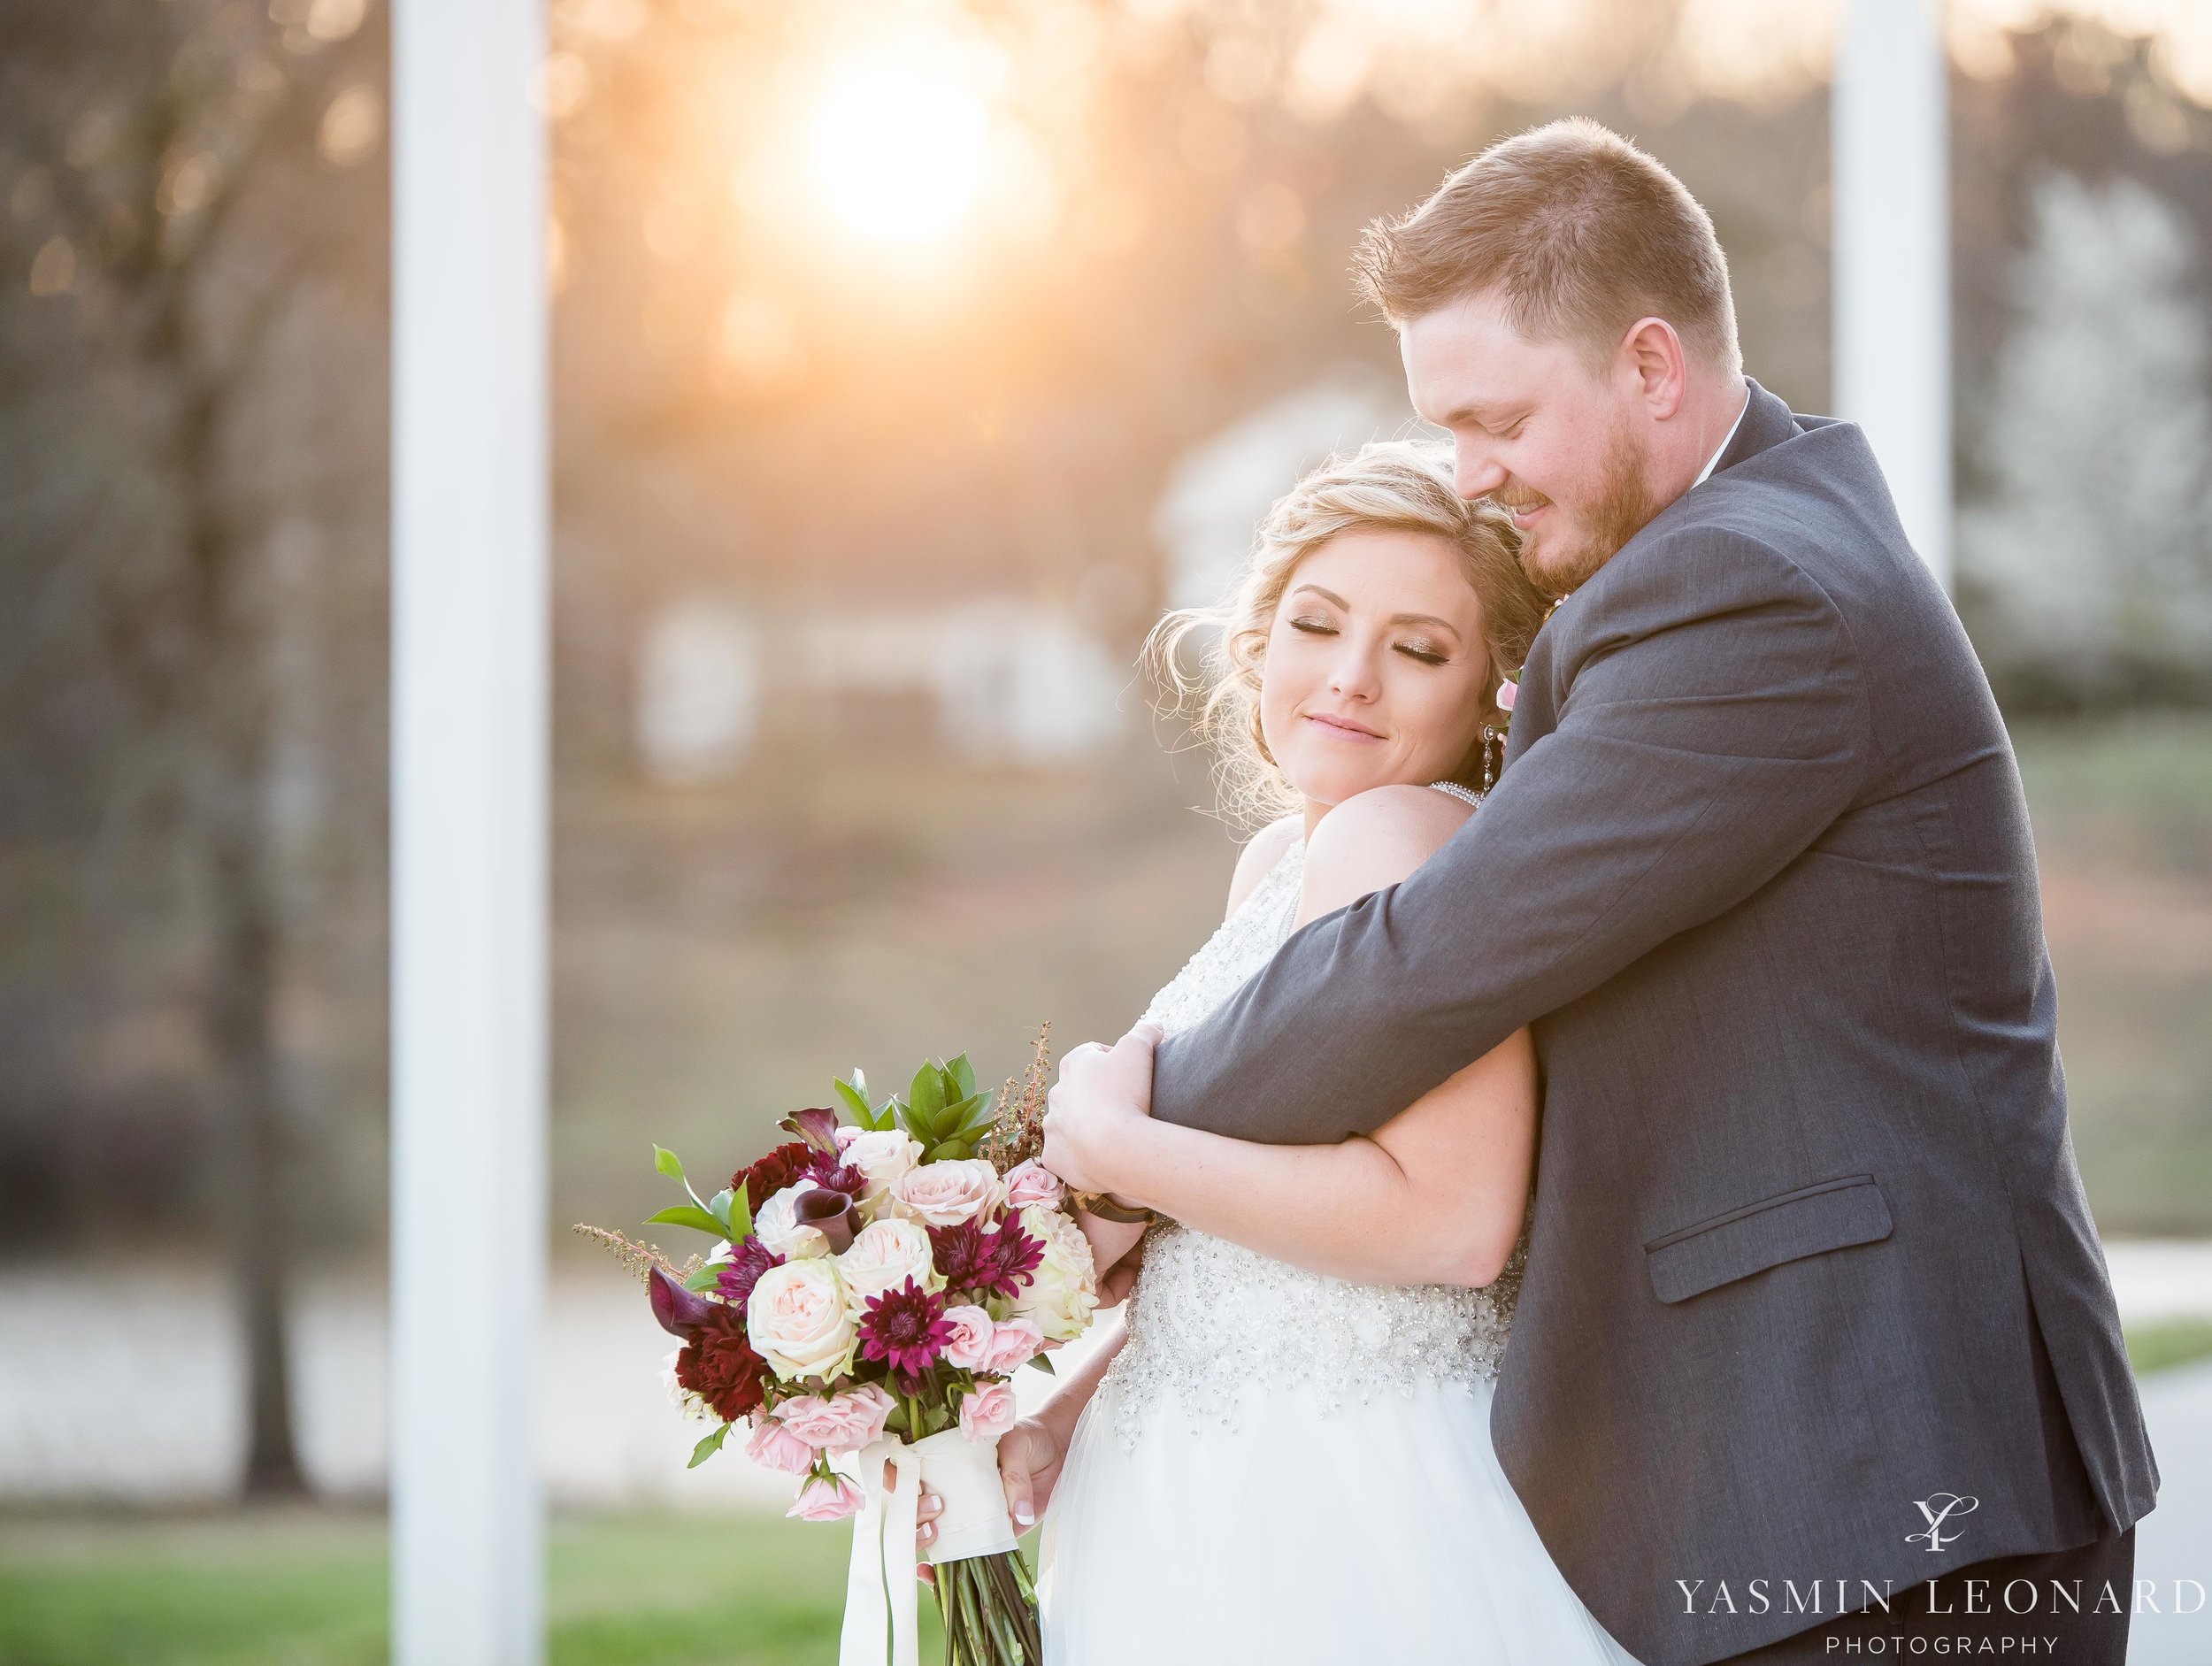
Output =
[{"x1": 1355, "y1": 118, "x2": 1741, "y2": 374}]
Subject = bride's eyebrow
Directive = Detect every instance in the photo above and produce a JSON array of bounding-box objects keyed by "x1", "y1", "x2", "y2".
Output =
[{"x1": 1288, "y1": 584, "x2": 1460, "y2": 635}]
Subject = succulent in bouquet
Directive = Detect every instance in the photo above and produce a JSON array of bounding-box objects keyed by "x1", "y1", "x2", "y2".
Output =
[{"x1": 578, "y1": 1033, "x2": 1092, "y2": 1666}]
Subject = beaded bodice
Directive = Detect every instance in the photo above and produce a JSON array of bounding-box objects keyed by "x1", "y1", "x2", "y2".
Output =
[{"x1": 1103, "y1": 815, "x2": 1524, "y2": 1448}]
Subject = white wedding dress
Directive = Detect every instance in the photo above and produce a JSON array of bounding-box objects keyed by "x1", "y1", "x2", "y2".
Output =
[{"x1": 1037, "y1": 825, "x2": 1640, "y2": 1664}]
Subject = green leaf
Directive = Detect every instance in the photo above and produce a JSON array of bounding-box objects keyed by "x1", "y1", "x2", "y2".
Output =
[
  {"x1": 724, "y1": 1185, "x2": 752, "y2": 1242},
  {"x1": 687, "y1": 1424, "x2": 732, "y2": 1469},
  {"x1": 833, "y1": 1077, "x2": 873, "y2": 1125},
  {"x1": 652, "y1": 1145, "x2": 686, "y2": 1183},
  {"x1": 928, "y1": 1138, "x2": 972, "y2": 1162},
  {"x1": 681, "y1": 1262, "x2": 722, "y2": 1293},
  {"x1": 1025, "y1": 1353, "x2": 1056, "y2": 1375},
  {"x1": 706, "y1": 1188, "x2": 736, "y2": 1230},
  {"x1": 946, "y1": 1054, "x2": 977, "y2": 1099},
  {"x1": 645, "y1": 1204, "x2": 732, "y2": 1239},
  {"x1": 908, "y1": 1063, "x2": 946, "y2": 1124},
  {"x1": 948, "y1": 1098, "x2": 994, "y2": 1136}
]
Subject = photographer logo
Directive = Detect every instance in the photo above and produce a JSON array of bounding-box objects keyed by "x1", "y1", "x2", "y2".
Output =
[{"x1": 1906, "y1": 1493, "x2": 1979, "y2": 1553}]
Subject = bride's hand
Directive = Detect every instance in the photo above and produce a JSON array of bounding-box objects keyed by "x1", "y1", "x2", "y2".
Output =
[
  {"x1": 910, "y1": 1416, "x2": 1066, "y2": 1569},
  {"x1": 1041, "y1": 1023, "x2": 1161, "y2": 1196}
]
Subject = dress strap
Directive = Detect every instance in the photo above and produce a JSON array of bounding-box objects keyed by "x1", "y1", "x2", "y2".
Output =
[{"x1": 1426, "y1": 779, "x2": 1486, "y2": 809}]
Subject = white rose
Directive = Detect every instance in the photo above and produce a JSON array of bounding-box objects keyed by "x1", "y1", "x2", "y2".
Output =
[
  {"x1": 836, "y1": 1217, "x2": 938, "y2": 1309},
  {"x1": 746, "y1": 1259, "x2": 857, "y2": 1381},
  {"x1": 838, "y1": 1129, "x2": 924, "y2": 1201},
  {"x1": 755, "y1": 1182, "x2": 830, "y2": 1260},
  {"x1": 1010, "y1": 1205, "x2": 1098, "y2": 1341},
  {"x1": 660, "y1": 1346, "x2": 712, "y2": 1424},
  {"x1": 887, "y1": 1158, "x2": 1004, "y2": 1228}
]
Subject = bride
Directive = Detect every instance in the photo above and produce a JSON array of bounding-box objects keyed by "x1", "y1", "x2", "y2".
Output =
[{"x1": 956, "y1": 441, "x2": 1637, "y2": 1662}]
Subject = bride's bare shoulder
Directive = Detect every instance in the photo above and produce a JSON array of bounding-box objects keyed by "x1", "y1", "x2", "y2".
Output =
[
  {"x1": 1223, "y1": 813, "x2": 1305, "y2": 920},
  {"x1": 1300, "y1": 785, "x2": 1473, "y2": 920}
]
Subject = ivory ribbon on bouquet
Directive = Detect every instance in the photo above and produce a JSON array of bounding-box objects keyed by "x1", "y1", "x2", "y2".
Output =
[{"x1": 841, "y1": 1426, "x2": 1021, "y2": 1666}]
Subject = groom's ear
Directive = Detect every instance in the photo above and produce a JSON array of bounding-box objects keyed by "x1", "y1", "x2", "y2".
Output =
[{"x1": 1619, "y1": 316, "x2": 1687, "y2": 418}]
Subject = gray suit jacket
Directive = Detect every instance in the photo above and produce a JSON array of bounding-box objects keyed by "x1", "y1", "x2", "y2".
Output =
[{"x1": 1148, "y1": 380, "x2": 2158, "y2": 1664}]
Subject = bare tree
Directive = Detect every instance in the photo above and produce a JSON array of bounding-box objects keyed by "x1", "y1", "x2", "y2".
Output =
[{"x1": 0, "y1": 0, "x2": 387, "y2": 1495}]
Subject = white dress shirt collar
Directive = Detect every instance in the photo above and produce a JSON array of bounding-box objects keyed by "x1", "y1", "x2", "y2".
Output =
[{"x1": 1692, "y1": 385, "x2": 1752, "y2": 488}]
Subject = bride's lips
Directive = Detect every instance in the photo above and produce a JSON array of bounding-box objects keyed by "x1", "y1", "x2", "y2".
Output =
[{"x1": 1304, "y1": 711, "x2": 1384, "y2": 741}]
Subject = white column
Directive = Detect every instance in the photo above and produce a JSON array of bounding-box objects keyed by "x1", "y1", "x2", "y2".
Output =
[
  {"x1": 389, "y1": 0, "x2": 547, "y2": 1662},
  {"x1": 1832, "y1": 0, "x2": 1953, "y2": 591}
]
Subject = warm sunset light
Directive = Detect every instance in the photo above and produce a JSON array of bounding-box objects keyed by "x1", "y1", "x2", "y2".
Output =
[{"x1": 807, "y1": 59, "x2": 992, "y2": 244}]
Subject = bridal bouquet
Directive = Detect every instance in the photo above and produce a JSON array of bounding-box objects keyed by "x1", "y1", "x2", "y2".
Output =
[{"x1": 579, "y1": 1033, "x2": 1094, "y2": 1666}]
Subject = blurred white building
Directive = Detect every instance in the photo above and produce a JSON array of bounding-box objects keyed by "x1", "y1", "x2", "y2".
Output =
[
  {"x1": 634, "y1": 598, "x2": 764, "y2": 782},
  {"x1": 1153, "y1": 373, "x2": 1420, "y2": 614},
  {"x1": 634, "y1": 593, "x2": 1126, "y2": 779}
]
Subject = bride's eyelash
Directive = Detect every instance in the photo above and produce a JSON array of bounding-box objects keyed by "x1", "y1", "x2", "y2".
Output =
[{"x1": 1292, "y1": 618, "x2": 1448, "y2": 664}]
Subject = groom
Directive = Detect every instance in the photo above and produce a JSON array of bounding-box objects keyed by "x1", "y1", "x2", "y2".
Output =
[{"x1": 1048, "y1": 120, "x2": 2156, "y2": 1662}]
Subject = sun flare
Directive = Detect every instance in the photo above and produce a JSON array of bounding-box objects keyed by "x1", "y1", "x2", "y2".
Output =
[{"x1": 807, "y1": 59, "x2": 991, "y2": 245}]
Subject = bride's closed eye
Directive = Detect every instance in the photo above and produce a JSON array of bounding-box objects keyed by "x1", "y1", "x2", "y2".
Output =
[{"x1": 1289, "y1": 617, "x2": 1450, "y2": 665}]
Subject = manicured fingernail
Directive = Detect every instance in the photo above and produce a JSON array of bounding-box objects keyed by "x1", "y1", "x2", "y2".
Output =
[{"x1": 1015, "y1": 1502, "x2": 1033, "y2": 1525}]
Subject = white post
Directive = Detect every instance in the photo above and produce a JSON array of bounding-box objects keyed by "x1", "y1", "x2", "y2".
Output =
[
  {"x1": 389, "y1": 0, "x2": 547, "y2": 1661},
  {"x1": 1832, "y1": 0, "x2": 1953, "y2": 591}
]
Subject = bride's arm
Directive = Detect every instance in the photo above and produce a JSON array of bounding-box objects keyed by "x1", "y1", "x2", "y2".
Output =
[
  {"x1": 1058, "y1": 1027, "x2": 1533, "y2": 1288},
  {"x1": 1043, "y1": 787, "x2": 1535, "y2": 1289}
]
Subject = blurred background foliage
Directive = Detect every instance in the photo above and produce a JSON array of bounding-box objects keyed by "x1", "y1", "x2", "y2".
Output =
[{"x1": 0, "y1": 0, "x2": 2209, "y2": 1516}]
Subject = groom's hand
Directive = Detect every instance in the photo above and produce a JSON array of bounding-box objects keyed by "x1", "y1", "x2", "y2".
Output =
[{"x1": 1041, "y1": 1022, "x2": 1160, "y2": 1195}]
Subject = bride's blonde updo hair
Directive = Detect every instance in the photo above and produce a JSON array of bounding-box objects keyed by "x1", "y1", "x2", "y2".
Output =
[{"x1": 1148, "y1": 439, "x2": 1547, "y2": 825}]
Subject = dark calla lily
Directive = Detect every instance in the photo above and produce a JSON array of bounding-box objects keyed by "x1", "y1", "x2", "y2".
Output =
[
  {"x1": 649, "y1": 1263, "x2": 718, "y2": 1338},
  {"x1": 780, "y1": 1106, "x2": 843, "y2": 1155},
  {"x1": 794, "y1": 1186, "x2": 857, "y2": 1255}
]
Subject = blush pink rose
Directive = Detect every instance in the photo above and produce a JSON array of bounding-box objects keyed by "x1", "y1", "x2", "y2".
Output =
[
  {"x1": 1000, "y1": 1159, "x2": 1063, "y2": 1211},
  {"x1": 979, "y1": 1316, "x2": 1044, "y2": 1374},
  {"x1": 773, "y1": 1384, "x2": 895, "y2": 1453},
  {"x1": 958, "y1": 1379, "x2": 1018, "y2": 1443},
  {"x1": 887, "y1": 1158, "x2": 1004, "y2": 1227},
  {"x1": 939, "y1": 1304, "x2": 996, "y2": 1371},
  {"x1": 1495, "y1": 678, "x2": 1517, "y2": 712},
  {"x1": 787, "y1": 1471, "x2": 864, "y2": 1522},
  {"x1": 744, "y1": 1414, "x2": 817, "y2": 1475}
]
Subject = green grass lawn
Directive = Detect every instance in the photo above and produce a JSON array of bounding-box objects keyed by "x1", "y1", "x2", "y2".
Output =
[
  {"x1": 2012, "y1": 714, "x2": 2212, "y2": 1234},
  {"x1": 0, "y1": 1510, "x2": 946, "y2": 1666},
  {"x1": 2126, "y1": 1317, "x2": 2212, "y2": 1378}
]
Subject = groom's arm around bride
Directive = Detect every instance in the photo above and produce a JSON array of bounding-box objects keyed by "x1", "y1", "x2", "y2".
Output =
[{"x1": 1138, "y1": 121, "x2": 2157, "y2": 1665}]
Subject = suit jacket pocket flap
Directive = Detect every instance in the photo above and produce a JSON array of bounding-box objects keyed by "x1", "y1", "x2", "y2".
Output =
[{"x1": 1644, "y1": 1174, "x2": 1893, "y2": 1305}]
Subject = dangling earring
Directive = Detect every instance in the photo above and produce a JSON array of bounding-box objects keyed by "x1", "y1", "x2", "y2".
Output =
[{"x1": 1479, "y1": 725, "x2": 1498, "y2": 795}]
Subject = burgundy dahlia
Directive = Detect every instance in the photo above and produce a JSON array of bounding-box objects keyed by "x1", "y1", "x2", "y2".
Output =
[
  {"x1": 713, "y1": 1233, "x2": 784, "y2": 1309},
  {"x1": 674, "y1": 1305, "x2": 765, "y2": 1424},
  {"x1": 732, "y1": 1141, "x2": 816, "y2": 1213},
  {"x1": 857, "y1": 1278, "x2": 955, "y2": 1380},
  {"x1": 805, "y1": 1155, "x2": 866, "y2": 1200},
  {"x1": 927, "y1": 1217, "x2": 1044, "y2": 1301}
]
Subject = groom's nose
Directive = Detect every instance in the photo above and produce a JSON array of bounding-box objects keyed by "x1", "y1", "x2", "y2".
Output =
[{"x1": 1454, "y1": 441, "x2": 1507, "y2": 500}]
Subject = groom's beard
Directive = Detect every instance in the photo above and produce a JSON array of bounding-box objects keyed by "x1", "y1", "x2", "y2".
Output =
[{"x1": 1506, "y1": 418, "x2": 1666, "y2": 597}]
